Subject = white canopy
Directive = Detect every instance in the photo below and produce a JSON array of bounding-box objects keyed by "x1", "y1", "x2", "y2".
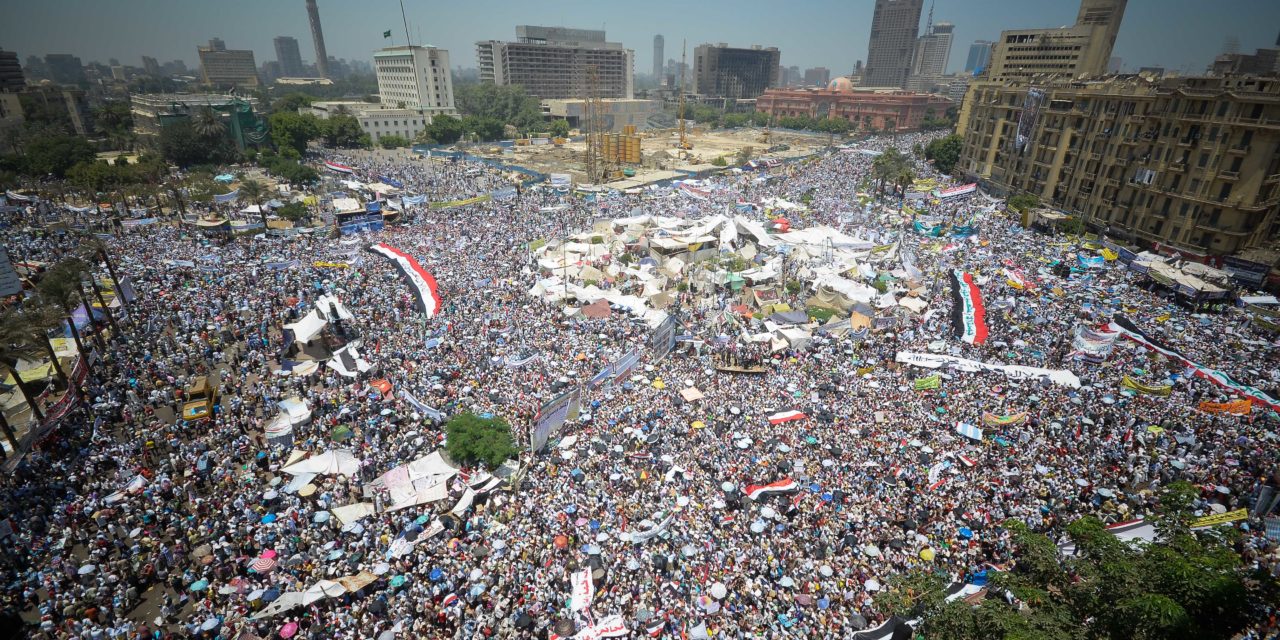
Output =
[
  {"x1": 280, "y1": 449, "x2": 361, "y2": 476},
  {"x1": 277, "y1": 396, "x2": 312, "y2": 424},
  {"x1": 329, "y1": 344, "x2": 372, "y2": 378},
  {"x1": 285, "y1": 310, "x2": 327, "y2": 343},
  {"x1": 315, "y1": 294, "x2": 354, "y2": 321}
]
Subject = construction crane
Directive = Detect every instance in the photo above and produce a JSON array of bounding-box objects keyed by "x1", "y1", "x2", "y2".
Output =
[{"x1": 676, "y1": 39, "x2": 691, "y2": 150}]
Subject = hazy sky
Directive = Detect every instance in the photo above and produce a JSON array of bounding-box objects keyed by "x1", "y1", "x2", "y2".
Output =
[{"x1": 3, "y1": 0, "x2": 1278, "y2": 76}]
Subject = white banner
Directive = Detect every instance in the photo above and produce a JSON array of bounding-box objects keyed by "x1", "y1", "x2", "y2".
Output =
[
  {"x1": 570, "y1": 568, "x2": 594, "y2": 612},
  {"x1": 895, "y1": 352, "x2": 1081, "y2": 388},
  {"x1": 573, "y1": 615, "x2": 627, "y2": 640}
]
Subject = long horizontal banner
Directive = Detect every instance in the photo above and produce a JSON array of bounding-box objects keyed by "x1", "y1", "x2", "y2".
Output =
[
  {"x1": 1198, "y1": 398, "x2": 1252, "y2": 415},
  {"x1": 430, "y1": 194, "x2": 491, "y2": 209},
  {"x1": 935, "y1": 183, "x2": 977, "y2": 198},
  {"x1": 1109, "y1": 316, "x2": 1279, "y2": 410},
  {"x1": 1190, "y1": 508, "x2": 1248, "y2": 529},
  {"x1": 1120, "y1": 375, "x2": 1172, "y2": 396},
  {"x1": 895, "y1": 352, "x2": 1081, "y2": 388}
]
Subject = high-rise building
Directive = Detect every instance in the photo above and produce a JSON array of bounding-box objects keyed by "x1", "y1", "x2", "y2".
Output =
[
  {"x1": 1210, "y1": 45, "x2": 1280, "y2": 76},
  {"x1": 275, "y1": 36, "x2": 306, "y2": 77},
  {"x1": 804, "y1": 67, "x2": 831, "y2": 87},
  {"x1": 864, "y1": 0, "x2": 925, "y2": 88},
  {"x1": 955, "y1": 74, "x2": 1280, "y2": 256},
  {"x1": 198, "y1": 38, "x2": 259, "y2": 87},
  {"x1": 964, "y1": 40, "x2": 992, "y2": 74},
  {"x1": 306, "y1": 0, "x2": 330, "y2": 78},
  {"x1": 985, "y1": 0, "x2": 1127, "y2": 80},
  {"x1": 909, "y1": 20, "x2": 954, "y2": 91},
  {"x1": 373, "y1": 45, "x2": 455, "y2": 113},
  {"x1": 476, "y1": 26, "x2": 634, "y2": 100},
  {"x1": 653, "y1": 35, "x2": 664, "y2": 78},
  {"x1": 693, "y1": 43, "x2": 781, "y2": 99},
  {"x1": 141, "y1": 56, "x2": 161, "y2": 77},
  {"x1": 44, "y1": 53, "x2": 87, "y2": 87},
  {"x1": 0, "y1": 50, "x2": 24, "y2": 92}
]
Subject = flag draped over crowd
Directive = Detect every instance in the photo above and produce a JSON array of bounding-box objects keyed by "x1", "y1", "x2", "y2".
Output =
[
  {"x1": 949, "y1": 270, "x2": 988, "y2": 344},
  {"x1": 366, "y1": 243, "x2": 442, "y2": 317},
  {"x1": 1108, "y1": 316, "x2": 1280, "y2": 410}
]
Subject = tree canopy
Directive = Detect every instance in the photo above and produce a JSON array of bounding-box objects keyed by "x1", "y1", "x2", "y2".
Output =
[
  {"x1": 159, "y1": 120, "x2": 238, "y2": 168},
  {"x1": 876, "y1": 482, "x2": 1277, "y2": 640},
  {"x1": 454, "y1": 84, "x2": 543, "y2": 131},
  {"x1": 268, "y1": 111, "x2": 321, "y2": 157},
  {"x1": 925, "y1": 134, "x2": 964, "y2": 175},
  {"x1": 422, "y1": 115, "x2": 466, "y2": 144},
  {"x1": 444, "y1": 412, "x2": 517, "y2": 469}
]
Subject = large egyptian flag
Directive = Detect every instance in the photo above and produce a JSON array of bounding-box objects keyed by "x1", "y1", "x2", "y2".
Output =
[
  {"x1": 323, "y1": 161, "x2": 355, "y2": 174},
  {"x1": 1109, "y1": 315, "x2": 1280, "y2": 409},
  {"x1": 949, "y1": 269, "x2": 988, "y2": 344},
  {"x1": 744, "y1": 478, "x2": 798, "y2": 501},
  {"x1": 367, "y1": 243, "x2": 442, "y2": 317}
]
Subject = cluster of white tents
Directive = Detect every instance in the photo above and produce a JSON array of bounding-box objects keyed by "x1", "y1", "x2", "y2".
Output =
[{"x1": 527, "y1": 211, "x2": 932, "y2": 350}]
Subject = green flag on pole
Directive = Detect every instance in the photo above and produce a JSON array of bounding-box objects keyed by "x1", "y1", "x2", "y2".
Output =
[{"x1": 383, "y1": 30, "x2": 392, "y2": 38}]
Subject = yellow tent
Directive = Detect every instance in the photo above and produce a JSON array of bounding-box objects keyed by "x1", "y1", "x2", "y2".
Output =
[{"x1": 3, "y1": 361, "x2": 56, "y2": 385}]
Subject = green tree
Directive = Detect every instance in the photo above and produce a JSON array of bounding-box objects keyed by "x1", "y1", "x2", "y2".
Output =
[
  {"x1": 93, "y1": 101, "x2": 135, "y2": 149},
  {"x1": 191, "y1": 106, "x2": 227, "y2": 139},
  {"x1": 268, "y1": 112, "x2": 320, "y2": 156},
  {"x1": 1007, "y1": 193, "x2": 1040, "y2": 213},
  {"x1": 275, "y1": 201, "x2": 309, "y2": 222},
  {"x1": 710, "y1": 156, "x2": 728, "y2": 167},
  {"x1": 23, "y1": 135, "x2": 96, "y2": 178},
  {"x1": 721, "y1": 113, "x2": 750, "y2": 128},
  {"x1": 549, "y1": 119, "x2": 570, "y2": 138},
  {"x1": 319, "y1": 114, "x2": 367, "y2": 148},
  {"x1": 377, "y1": 134, "x2": 411, "y2": 149},
  {"x1": 159, "y1": 121, "x2": 238, "y2": 168},
  {"x1": 0, "y1": 309, "x2": 49, "y2": 428},
  {"x1": 238, "y1": 178, "x2": 269, "y2": 229},
  {"x1": 899, "y1": 483, "x2": 1273, "y2": 640},
  {"x1": 423, "y1": 115, "x2": 465, "y2": 144},
  {"x1": 271, "y1": 92, "x2": 316, "y2": 114},
  {"x1": 454, "y1": 84, "x2": 544, "y2": 131},
  {"x1": 463, "y1": 115, "x2": 505, "y2": 142},
  {"x1": 444, "y1": 412, "x2": 517, "y2": 469},
  {"x1": 925, "y1": 134, "x2": 964, "y2": 175}
]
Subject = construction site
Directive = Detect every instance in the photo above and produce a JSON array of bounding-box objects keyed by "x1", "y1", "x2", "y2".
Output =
[
  {"x1": 466, "y1": 55, "x2": 833, "y2": 188},
  {"x1": 473, "y1": 125, "x2": 831, "y2": 188}
]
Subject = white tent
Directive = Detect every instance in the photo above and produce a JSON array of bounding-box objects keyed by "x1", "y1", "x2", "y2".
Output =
[
  {"x1": 285, "y1": 310, "x2": 327, "y2": 343},
  {"x1": 281, "y1": 449, "x2": 361, "y2": 476},
  {"x1": 315, "y1": 294, "x2": 354, "y2": 321},
  {"x1": 277, "y1": 396, "x2": 312, "y2": 424},
  {"x1": 329, "y1": 344, "x2": 372, "y2": 378},
  {"x1": 330, "y1": 502, "x2": 376, "y2": 525},
  {"x1": 407, "y1": 450, "x2": 458, "y2": 481}
]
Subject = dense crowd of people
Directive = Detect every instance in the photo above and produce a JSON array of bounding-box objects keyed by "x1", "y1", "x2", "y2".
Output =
[{"x1": 1, "y1": 130, "x2": 1278, "y2": 639}]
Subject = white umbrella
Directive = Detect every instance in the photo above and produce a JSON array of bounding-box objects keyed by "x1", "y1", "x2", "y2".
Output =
[
  {"x1": 78, "y1": 564, "x2": 96, "y2": 575},
  {"x1": 863, "y1": 545, "x2": 881, "y2": 557},
  {"x1": 819, "y1": 565, "x2": 833, "y2": 577},
  {"x1": 864, "y1": 579, "x2": 881, "y2": 592}
]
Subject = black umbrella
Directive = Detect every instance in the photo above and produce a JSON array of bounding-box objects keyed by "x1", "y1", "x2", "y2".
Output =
[{"x1": 515, "y1": 613, "x2": 533, "y2": 630}]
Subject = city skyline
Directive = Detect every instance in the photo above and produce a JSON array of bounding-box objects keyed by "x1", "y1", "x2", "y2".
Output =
[{"x1": 2, "y1": 0, "x2": 1278, "y2": 79}]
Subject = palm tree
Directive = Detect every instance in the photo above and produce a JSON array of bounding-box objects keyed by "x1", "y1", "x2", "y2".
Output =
[
  {"x1": 0, "y1": 309, "x2": 48, "y2": 426},
  {"x1": 192, "y1": 106, "x2": 226, "y2": 140},
  {"x1": 10, "y1": 304, "x2": 68, "y2": 386},
  {"x1": 895, "y1": 164, "x2": 916, "y2": 215},
  {"x1": 238, "y1": 178, "x2": 269, "y2": 230},
  {"x1": 37, "y1": 259, "x2": 97, "y2": 363},
  {"x1": 79, "y1": 236, "x2": 132, "y2": 317}
]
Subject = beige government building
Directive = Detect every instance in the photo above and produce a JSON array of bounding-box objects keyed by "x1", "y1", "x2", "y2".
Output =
[{"x1": 955, "y1": 74, "x2": 1280, "y2": 257}]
